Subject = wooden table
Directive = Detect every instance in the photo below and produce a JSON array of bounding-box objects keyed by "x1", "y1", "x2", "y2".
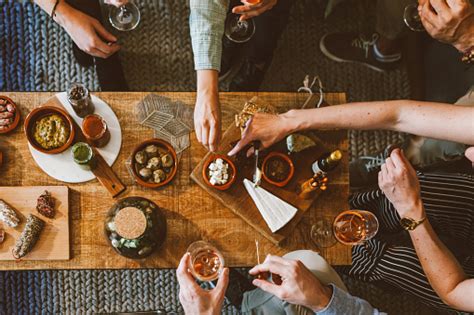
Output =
[{"x1": 0, "y1": 92, "x2": 351, "y2": 270}]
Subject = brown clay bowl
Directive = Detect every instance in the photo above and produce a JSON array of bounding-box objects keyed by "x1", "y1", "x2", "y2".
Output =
[
  {"x1": 202, "y1": 154, "x2": 237, "y2": 191},
  {"x1": 0, "y1": 96, "x2": 21, "y2": 134},
  {"x1": 131, "y1": 138, "x2": 178, "y2": 189},
  {"x1": 24, "y1": 106, "x2": 75, "y2": 154},
  {"x1": 262, "y1": 151, "x2": 295, "y2": 187}
]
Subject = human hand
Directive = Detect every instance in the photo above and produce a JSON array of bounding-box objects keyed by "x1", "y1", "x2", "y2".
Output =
[
  {"x1": 378, "y1": 148, "x2": 424, "y2": 219},
  {"x1": 249, "y1": 255, "x2": 332, "y2": 312},
  {"x1": 233, "y1": 0, "x2": 278, "y2": 20},
  {"x1": 419, "y1": 0, "x2": 474, "y2": 51},
  {"x1": 228, "y1": 112, "x2": 289, "y2": 156},
  {"x1": 195, "y1": 70, "x2": 221, "y2": 152},
  {"x1": 55, "y1": 4, "x2": 120, "y2": 58},
  {"x1": 177, "y1": 253, "x2": 229, "y2": 315},
  {"x1": 104, "y1": 0, "x2": 129, "y2": 8}
]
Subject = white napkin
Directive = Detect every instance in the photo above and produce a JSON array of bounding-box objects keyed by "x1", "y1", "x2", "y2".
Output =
[{"x1": 243, "y1": 179, "x2": 298, "y2": 233}]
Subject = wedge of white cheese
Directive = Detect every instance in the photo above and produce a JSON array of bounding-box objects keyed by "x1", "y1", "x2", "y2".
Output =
[{"x1": 243, "y1": 179, "x2": 298, "y2": 233}]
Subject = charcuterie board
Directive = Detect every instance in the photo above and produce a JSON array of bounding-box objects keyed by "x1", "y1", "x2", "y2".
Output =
[
  {"x1": 191, "y1": 123, "x2": 347, "y2": 245},
  {"x1": 0, "y1": 186, "x2": 69, "y2": 261}
]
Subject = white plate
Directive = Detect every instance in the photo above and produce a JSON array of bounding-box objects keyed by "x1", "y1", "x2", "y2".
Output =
[{"x1": 28, "y1": 92, "x2": 122, "y2": 183}]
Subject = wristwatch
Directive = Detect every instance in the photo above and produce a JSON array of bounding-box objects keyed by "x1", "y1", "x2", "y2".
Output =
[{"x1": 400, "y1": 216, "x2": 426, "y2": 231}]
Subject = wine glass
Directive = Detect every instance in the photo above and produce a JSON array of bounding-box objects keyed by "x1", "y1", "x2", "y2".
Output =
[
  {"x1": 333, "y1": 210, "x2": 379, "y2": 245},
  {"x1": 109, "y1": 1, "x2": 141, "y2": 32},
  {"x1": 187, "y1": 241, "x2": 225, "y2": 283},
  {"x1": 403, "y1": 3, "x2": 425, "y2": 32},
  {"x1": 224, "y1": 0, "x2": 261, "y2": 43},
  {"x1": 310, "y1": 217, "x2": 337, "y2": 249}
]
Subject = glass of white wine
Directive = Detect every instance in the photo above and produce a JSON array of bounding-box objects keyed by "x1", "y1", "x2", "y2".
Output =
[
  {"x1": 333, "y1": 210, "x2": 379, "y2": 245},
  {"x1": 108, "y1": 0, "x2": 141, "y2": 32},
  {"x1": 224, "y1": 0, "x2": 261, "y2": 43},
  {"x1": 403, "y1": 3, "x2": 424, "y2": 32}
]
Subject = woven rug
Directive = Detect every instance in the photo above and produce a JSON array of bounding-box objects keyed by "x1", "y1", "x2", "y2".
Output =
[{"x1": 0, "y1": 0, "x2": 421, "y2": 314}]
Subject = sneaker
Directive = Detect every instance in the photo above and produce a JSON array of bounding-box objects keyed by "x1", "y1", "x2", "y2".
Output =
[
  {"x1": 320, "y1": 32, "x2": 401, "y2": 72},
  {"x1": 228, "y1": 58, "x2": 268, "y2": 92},
  {"x1": 350, "y1": 144, "x2": 399, "y2": 190}
]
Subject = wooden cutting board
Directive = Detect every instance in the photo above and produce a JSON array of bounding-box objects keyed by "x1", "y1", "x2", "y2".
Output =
[
  {"x1": 191, "y1": 124, "x2": 335, "y2": 245},
  {"x1": 0, "y1": 186, "x2": 70, "y2": 261},
  {"x1": 41, "y1": 95, "x2": 126, "y2": 197}
]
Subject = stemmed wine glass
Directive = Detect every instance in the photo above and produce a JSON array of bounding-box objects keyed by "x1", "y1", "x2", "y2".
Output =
[
  {"x1": 108, "y1": 0, "x2": 141, "y2": 32},
  {"x1": 403, "y1": 3, "x2": 425, "y2": 32},
  {"x1": 310, "y1": 210, "x2": 379, "y2": 249},
  {"x1": 224, "y1": 0, "x2": 261, "y2": 43},
  {"x1": 186, "y1": 241, "x2": 225, "y2": 283}
]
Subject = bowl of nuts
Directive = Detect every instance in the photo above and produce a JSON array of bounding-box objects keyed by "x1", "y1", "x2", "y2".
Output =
[
  {"x1": 0, "y1": 96, "x2": 20, "y2": 134},
  {"x1": 131, "y1": 138, "x2": 178, "y2": 188}
]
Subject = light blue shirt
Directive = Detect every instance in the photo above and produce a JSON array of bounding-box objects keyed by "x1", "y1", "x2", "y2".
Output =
[
  {"x1": 316, "y1": 285, "x2": 386, "y2": 315},
  {"x1": 189, "y1": 0, "x2": 229, "y2": 72}
]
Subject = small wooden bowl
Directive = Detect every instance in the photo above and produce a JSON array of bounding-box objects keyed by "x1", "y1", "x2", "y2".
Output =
[
  {"x1": 0, "y1": 96, "x2": 21, "y2": 134},
  {"x1": 262, "y1": 152, "x2": 295, "y2": 187},
  {"x1": 24, "y1": 106, "x2": 75, "y2": 154},
  {"x1": 131, "y1": 138, "x2": 178, "y2": 189},
  {"x1": 202, "y1": 154, "x2": 237, "y2": 191}
]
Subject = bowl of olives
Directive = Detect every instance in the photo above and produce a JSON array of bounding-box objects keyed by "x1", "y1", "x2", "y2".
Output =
[{"x1": 131, "y1": 138, "x2": 177, "y2": 188}]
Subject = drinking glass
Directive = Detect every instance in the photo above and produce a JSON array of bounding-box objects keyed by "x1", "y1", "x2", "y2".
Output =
[
  {"x1": 310, "y1": 218, "x2": 337, "y2": 249},
  {"x1": 224, "y1": 0, "x2": 261, "y2": 43},
  {"x1": 333, "y1": 210, "x2": 379, "y2": 245},
  {"x1": 187, "y1": 241, "x2": 225, "y2": 282},
  {"x1": 403, "y1": 3, "x2": 425, "y2": 32},
  {"x1": 109, "y1": 1, "x2": 141, "y2": 31}
]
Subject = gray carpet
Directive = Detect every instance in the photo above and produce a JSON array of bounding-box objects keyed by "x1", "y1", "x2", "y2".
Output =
[{"x1": 0, "y1": 0, "x2": 427, "y2": 314}]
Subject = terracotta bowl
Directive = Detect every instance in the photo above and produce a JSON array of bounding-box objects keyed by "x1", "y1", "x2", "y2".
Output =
[
  {"x1": 24, "y1": 106, "x2": 75, "y2": 154},
  {"x1": 202, "y1": 154, "x2": 237, "y2": 191},
  {"x1": 131, "y1": 138, "x2": 178, "y2": 189},
  {"x1": 262, "y1": 151, "x2": 295, "y2": 187},
  {"x1": 0, "y1": 96, "x2": 21, "y2": 134}
]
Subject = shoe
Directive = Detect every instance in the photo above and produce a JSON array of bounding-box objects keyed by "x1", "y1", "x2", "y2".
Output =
[
  {"x1": 320, "y1": 32, "x2": 401, "y2": 72},
  {"x1": 350, "y1": 144, "x2": 399, "y2": 190},
  {"x1": 94, "y1": 53, "x2": 129, "y2": 91},
  {"x1": 218, "y1": 268, "x2": 255, "y2": 309},
  {"x1": 72, "y1": 43, "x2": 94, "y2": 68},
  {"x1": 228, "y1": 58, "x2": 268, "y2": 92}
]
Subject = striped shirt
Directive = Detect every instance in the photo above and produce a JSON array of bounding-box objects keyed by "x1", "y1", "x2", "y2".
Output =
[{"x1": 189, "y1": 0, "x2": 229, "y2": 72}]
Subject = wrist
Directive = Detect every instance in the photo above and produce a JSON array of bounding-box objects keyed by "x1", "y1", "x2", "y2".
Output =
[
  {"x1": 309, "y1": 285, "x2": 333, "y2": 312},
  {"x1": 280, "y1": 109, "x2": 304, "y2": 135},
  {"x1": 197, "y1": 70, "x2": 219, "y2": 96},
  {"x1": 399, "y1": 200, "x2": 425, "y2": 221},
  {"x1": 53, "y1": 1, "x2": 75, "y2": 28},
  {"x1": 453, "y1": 15, "x2": 474, "y2": 52}
]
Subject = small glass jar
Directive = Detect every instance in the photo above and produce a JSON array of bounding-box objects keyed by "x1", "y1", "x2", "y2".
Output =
[
  {"x1": 82, "y1": 114, "x2": 110, "y2": 148},
  {"x1": 72, "y1": 142, "x2": 96, "y2": 170},
  {"x1": 67, "y1": 82, "x2": 94, "y2": 118}
]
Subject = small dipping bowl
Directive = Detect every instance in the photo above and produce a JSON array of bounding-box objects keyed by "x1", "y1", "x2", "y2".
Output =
[
  {"x1": 202, "y1": 154, "x2": 237, "y2": 191},
  {"x1": 262, "y1": 152, "x2": 295, "y2": 187},
  {"x1": 82, "y1": 114, "x2": 110, "y2": 148},
  {"x1": 72, "y1": 142, "x2": 96, "y2": 170}
]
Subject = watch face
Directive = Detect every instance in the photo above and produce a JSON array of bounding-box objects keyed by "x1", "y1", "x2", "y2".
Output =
[{"x1": 400, "y1": 218, "x2": 415, "y2": 230}]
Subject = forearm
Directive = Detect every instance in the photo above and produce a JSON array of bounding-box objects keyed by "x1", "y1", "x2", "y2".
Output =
[
  {"x1": 34, "y1": 0, "x2": 74, "y2": 28},
  {"x1": 281, "y1": 100, "x2": 474, "y2": 145},
  {"x1": 410, "y1": 214, "x2": 469, "y2": 308}
]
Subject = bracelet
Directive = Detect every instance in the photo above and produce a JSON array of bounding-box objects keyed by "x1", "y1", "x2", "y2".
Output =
[
  {"x1": 461, "y1": 46, "x2": 474, "y2": 65},
  {"x1": 51, "y1": 0, "x2": 60, "y2": 20}
]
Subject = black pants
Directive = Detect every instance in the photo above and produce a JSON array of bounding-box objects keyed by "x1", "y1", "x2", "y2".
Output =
[
  {"x1": 229, "y1": 0, "x2": 293, "y2": 63},
  {"x1": 66, "y1": 0, "x2": 128, "y2": 91}
]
